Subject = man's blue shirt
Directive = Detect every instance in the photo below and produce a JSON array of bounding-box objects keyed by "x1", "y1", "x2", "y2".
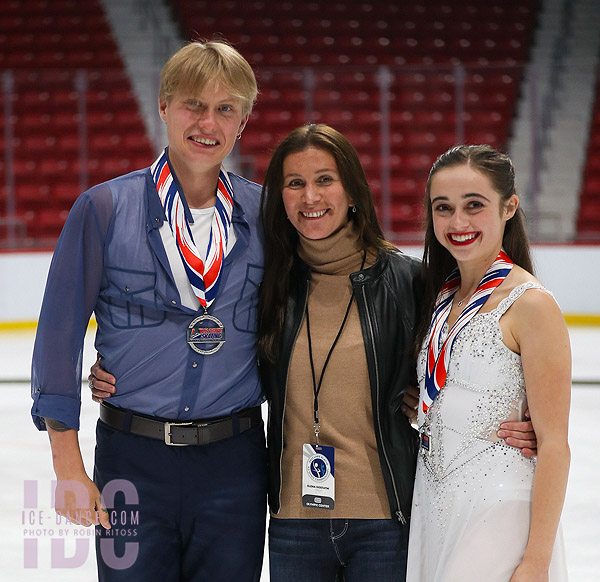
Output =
[{"x1": 31, "y1": 168, "x2": 265, "y2": 430}]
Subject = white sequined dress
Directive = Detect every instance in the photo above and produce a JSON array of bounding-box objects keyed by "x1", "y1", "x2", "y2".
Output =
[{"x1": 406, "y1": 283, "x2": 568, "y2": 581}]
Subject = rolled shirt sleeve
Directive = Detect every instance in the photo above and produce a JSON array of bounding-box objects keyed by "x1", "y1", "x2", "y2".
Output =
[{"x1": 31, "y1": 184, "x2": 112, "y2": 430}]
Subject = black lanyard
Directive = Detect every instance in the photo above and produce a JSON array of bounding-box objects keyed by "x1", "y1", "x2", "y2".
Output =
[{"x1": 305, "y1": 251, "x2": 366, "y2": 445}]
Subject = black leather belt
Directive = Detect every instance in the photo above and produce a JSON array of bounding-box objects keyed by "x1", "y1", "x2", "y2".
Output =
[{"x1": 99, "y1": 402, "x2": 262, "y2": 446}]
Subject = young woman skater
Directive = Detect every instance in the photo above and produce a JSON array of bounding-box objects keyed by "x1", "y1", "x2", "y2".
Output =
[{"x1": 407, "y1": 145, "x2": 570, "y2": 582}]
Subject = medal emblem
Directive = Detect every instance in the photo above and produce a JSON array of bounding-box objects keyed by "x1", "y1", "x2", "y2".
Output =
[{"x1": 187, "y1": 313, "x2": 226, "y2": 355}]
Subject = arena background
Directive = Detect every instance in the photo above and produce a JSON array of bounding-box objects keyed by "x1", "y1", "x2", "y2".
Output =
[{"x1": 1, "y1": 0, "x2": 599, "y2": 579}]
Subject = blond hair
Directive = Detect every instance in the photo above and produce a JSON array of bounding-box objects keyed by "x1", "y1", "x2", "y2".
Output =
[{"x1": 159, "y1": 40, "x2": 258, "y2": 116}]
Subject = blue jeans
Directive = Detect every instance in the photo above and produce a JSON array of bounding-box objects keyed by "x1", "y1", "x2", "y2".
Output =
[{"x1": 269, "y1": 517, "x2": 408, "y2": 582}]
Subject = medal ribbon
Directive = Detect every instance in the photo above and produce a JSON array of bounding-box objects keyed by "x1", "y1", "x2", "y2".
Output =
[
  {"x1": 151, "y1": 150, "x2": 233, "y2": 310},
  {"x1": 423, "y1": 250, "x2": 514, "y2": 413}
]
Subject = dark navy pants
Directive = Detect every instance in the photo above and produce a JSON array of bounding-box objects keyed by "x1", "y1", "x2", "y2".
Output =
[{"x1": 93, "y1": 418, "x2": 267, "y2": 581}]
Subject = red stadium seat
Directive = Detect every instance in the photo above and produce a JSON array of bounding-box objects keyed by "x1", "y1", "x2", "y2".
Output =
[{"x1": 0, "y1": 0, "x2": 154, "y2": 245}]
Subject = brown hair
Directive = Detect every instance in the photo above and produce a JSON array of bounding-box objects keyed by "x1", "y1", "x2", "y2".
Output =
[
  {"x1": 415, "y1": 144, "x2": 534, "y2": 351},
  {"x1": 159, "y1": 40, "x2": 257, "y2": 115},
  {"x1": 257, "y1": 123, "x2": 394, "y2": 362}
]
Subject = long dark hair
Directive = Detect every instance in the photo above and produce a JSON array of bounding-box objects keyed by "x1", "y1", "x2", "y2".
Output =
[
  {"x1": 257, "y1": 123, "x2": 394, "y2": 362},
  {"x1": 414, "y1": 144, "x2": 534, "y2": 351}
]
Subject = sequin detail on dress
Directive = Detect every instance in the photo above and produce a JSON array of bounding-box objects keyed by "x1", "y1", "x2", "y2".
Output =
[{"x1": 406, "y1": 282, "x2": 568, "y2": 582}]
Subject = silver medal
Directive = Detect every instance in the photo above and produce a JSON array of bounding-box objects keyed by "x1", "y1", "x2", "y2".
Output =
[{"x1": 186, "y1": 313, "x2": 226, "y2": 355}]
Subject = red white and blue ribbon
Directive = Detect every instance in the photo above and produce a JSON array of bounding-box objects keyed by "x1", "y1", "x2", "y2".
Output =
[
  {"x1": 423, "y1": 250, "x2": 514, "y2": 413},
  {"x1": 151, "y1": 150, "x2": 233, "y2": 310}
]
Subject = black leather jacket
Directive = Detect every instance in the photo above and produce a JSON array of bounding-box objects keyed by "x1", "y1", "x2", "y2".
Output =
[{"x1": 260, "y1": 249, "x2": 423, "y2": 524}]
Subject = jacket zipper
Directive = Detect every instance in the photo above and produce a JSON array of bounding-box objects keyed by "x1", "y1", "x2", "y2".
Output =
[
  {"x1": 277, "y1": 283, "x2": 310, "y2": 513},
  {"x1": 361, "y1": 285, "x2": 407, "y2": 526}
]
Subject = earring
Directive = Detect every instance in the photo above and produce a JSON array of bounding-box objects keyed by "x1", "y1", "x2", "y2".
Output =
[
  {"x1": 237, "y1": 133, "x2": 242, "y2": 140},
  {"x1": 352, "y1": 205, "x2": 357, "y2": 213}
]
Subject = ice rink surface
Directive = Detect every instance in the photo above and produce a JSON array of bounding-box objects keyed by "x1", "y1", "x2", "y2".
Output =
[{"x1": 1, "y1": 327, "x2": 599, "y2": 581}]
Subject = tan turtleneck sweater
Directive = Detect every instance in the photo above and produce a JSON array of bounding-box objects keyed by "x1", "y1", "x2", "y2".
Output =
[{"x1": 276, "y1": 222, "x2": 390, "y2": 519}]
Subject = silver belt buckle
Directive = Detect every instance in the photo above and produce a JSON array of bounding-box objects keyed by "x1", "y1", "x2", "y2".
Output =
[{"x1": 164, "y1": 421, "x2": 195, "y2": 446}]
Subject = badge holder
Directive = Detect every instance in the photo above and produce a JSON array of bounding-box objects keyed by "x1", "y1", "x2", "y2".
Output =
[
  {"x1": 302, "y1": 420, "x2": 335, "y2": 510},
  {"x1": 300, "y1": 266, "x2": 363, "y2": 513}
]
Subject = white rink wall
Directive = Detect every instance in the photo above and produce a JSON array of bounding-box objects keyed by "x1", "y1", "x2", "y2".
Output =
[
  {"x1": 0, "y1": 245, "x2": 598, "y2": 324},
  {"x1": 399, "y1": 244, "x2": 600, "y2": 318}
]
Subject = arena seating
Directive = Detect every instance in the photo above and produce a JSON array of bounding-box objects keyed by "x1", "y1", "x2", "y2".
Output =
[
  {"x1": 577, "y1": 72, "x2": 600, "y2": 240},
  {"x1": 5, "y1": 1, "x2": 598, "y2": 244},
  {"x1": 171, "y1": 0, "x2": 537, "y2": 237},
  {"x1": 0, "y1": 0, "x2": 154, "y2": 246}
]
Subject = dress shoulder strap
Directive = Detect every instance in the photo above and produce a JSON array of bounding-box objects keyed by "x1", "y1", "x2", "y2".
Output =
[{"x1": 494, "y1": 281, "x2": 555, "y2": 319}]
